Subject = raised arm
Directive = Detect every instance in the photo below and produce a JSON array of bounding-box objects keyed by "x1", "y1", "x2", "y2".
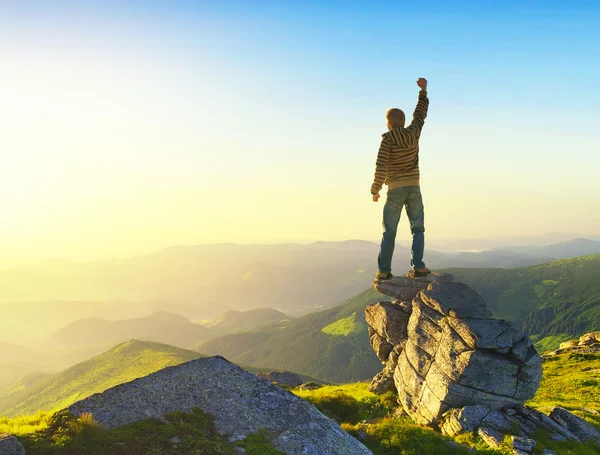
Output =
[
  {"x1": 407, "y1": 78, "x2": 429, "y2": 135},
  {"x1": 371, "y1": 136, "x2": 391, "y2": 200}
]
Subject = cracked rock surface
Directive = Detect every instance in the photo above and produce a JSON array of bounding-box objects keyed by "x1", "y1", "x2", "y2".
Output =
[
  {"x1": 67, "y1": 356, "x2": 372, "y2": 455},
  {"x1": 369, "y1": 273, "x2": 542, "y2": 426},
  {"x1": 368, "y1": 272, "x2": 600, "y2": 454}
]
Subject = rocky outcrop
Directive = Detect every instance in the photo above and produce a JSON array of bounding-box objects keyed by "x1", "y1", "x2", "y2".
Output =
[
  {"x1": 67, "y1": 356, "x2": 372, "y2": 455},
  {"x1": 368, "y1": 273, "x2": 542, "y2": 426},
  {"x1": 0, "y1": 435, "x2": 26, "y2": 455},
  {"x1": 366, "y1": 272, "x2": 600, "y2": 454},
  {"x1": 258, "y1": 371, "x2": 304, "y2": 387},
  {"x1": 544, "y1": 331, "x2": 600, "y2": 357}
]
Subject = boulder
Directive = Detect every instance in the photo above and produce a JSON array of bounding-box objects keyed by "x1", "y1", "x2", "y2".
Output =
[
  {"x1": 477, "y1": 427, "x2": 504, "y2": 449},
  {"x1": 578, "y1": 332, "x2": 600, "y2": 346},
  {"x1": 511, "y1": 435, "x2": 536, "y2": 452},
  {"x1": 365, "y1": 301, "x2": 411, "y2": 347},
  {"x1": 67, "y1": 356, "x2": 372, "y2": 455},
  {"x1": 440, "y1": 405, "x2": 490, "y2": 436},
  {"x1": 367, "y1": 276, "x2": 542, "y2": 427},
  {"x1": 549, "y1": 407, "x2": 600, "y2": 443},
  {"x1": 559, "y1": 339, "x2": 579, "y2": 350},
  {"x1": 257, "y1": 371, "x2": 304, "y2": 388},
  {"x1": 372, "y1": 272, "x2": 453, "y2": 301},
  {"x1": 0, "y1": 435, "x2": 26, "y2": 455}
]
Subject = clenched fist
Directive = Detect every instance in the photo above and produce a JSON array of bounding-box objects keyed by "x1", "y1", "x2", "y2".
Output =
[{"x1": 417, "y1": 78, "x2": 427, "y2": 91}]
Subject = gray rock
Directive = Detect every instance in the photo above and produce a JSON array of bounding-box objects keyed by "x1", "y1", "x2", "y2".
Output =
[
  {"x1": 420, "y1": 282, "x2": 492, "y2": 319},
  {"x1": 511, "y1": 435, "x2": 536, "y2": 452},
  {"x1": 365, "y1": 301, "x2": 411, "y2": 346},
  {"x1": 368, "y1": 366, "x2": 395, "y2": 394},
  {"x1": 366, "y1": 278, "x2": 542, "y2": 427},
  {"x1": 373, "y1": 276, "x2": 430, "y2": 301},
  {"x1": 549, "y1": 407, "x2": 600, "y2": 443},
  {"x1": 369, "y1": 333, "x2": 394, "y2": 361},
  {"x1": 68, "y1": 356, "x2": 372, "y2": 455},
  {"x1": 478, "y1": 426, "x2": 505, "y2": 449},
  {"x1": 297, "y1": 382, "x2": 321, "y2": 391},
  {"x1": 482, "y1": 410, "x2": 515, "y2": 433},
  {"x1": 578, "y1": 331, "x2": 600, "y2": 346},
  {"x1": 404, "y1": 271, "x2": 454, "y2": 283},
  {"x1": 0, "y1": 435, "x2": 26, "y2": 455},
  {"x1": 257, "y1": 371, "x2": 304, "y2": 388},
  {"x1": 559, "y1": 339, "x2": 579, "y2": 350},
  {"x1": 522, "y1": 407, "x2": 580, "y2": 442},
  {"x1": 440, "y1": 405, "x2": 490, "y2": 436}
]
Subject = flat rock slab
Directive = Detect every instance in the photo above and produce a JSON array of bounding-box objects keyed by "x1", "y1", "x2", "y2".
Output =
[
  {"x1": 68, "y1": 356, "x2": 372, "y2": 455},
  {"x1": 549, "y1": 407, "x2": 600, "y2": 443},
  {"x1": 373, "y1": 272, "x2": 453, "y2": 300},
  {"x1": 0, "y1": 435, "x2": 26, "y2": 455}
]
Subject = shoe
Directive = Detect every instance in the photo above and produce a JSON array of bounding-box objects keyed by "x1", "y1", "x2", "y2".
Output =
[
  {"x1": 375, "y1": 272, "x2": 393, "y2": 281},
  {"x1": 413, "y1": 267, "x2": 431, "y2": 277}
]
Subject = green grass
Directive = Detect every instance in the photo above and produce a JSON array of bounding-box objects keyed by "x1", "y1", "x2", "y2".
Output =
[
  {"x1": 447, "y1": 253, "x2": 600, "y2": 340},
  {"x1": 0, "y1": 408, "x2": 286, "y2": 455},
  {"x1": 0, "y1": 340, "x2": 204, "y2": 417},
  {"x1": 0, "y1": 412, "x2": 53, "y2": 436},
  {"x1": 293, "y1": 382, "x2": 499, "y2": 454},
  {"x1": 321, "y1": 311, "x2": 360, "y2": 336},
  {"x1": 534, "y1": 333, "x2": 573, "y2": 352},
  {"x1": 528, "y1": 352, "x2": 600, "y2": 412},
  {"x1": 198, "y1": 288, "x2": 385, "y2": 383},
  {"x1": 4, "y1": 356, "x2": 600, "y2": 455}
]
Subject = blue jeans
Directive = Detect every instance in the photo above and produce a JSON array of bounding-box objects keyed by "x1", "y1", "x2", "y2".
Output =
[{"x1": 377, "y1": 186, "x2": 426, "y2": 273}]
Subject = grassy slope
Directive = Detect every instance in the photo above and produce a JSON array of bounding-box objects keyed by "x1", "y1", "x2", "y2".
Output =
[
  {"x1": 2, "y1": 351, "x2": 600, "y2": 455},
  {"x1": 447, "y1": 253, "x2": 600, "y2": 344},
  {"x1": 198, "y1": 288, "x2": 386, "y2": 383},
  {"x1": 198, "y1": 254, "x2": 600, "y2": 381},
  {"x1": 0, "y1": 340, "x2": 326, "y2": 418},
  {"x1": 0, "y1": 340, "x2": 203, "y2": 417},
  {"x1": 0, "y1": 409, "x2": 283, "y2": 455}
]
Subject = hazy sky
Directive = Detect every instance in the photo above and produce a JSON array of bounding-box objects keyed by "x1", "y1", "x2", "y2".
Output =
[{"x1": 1, "y1": 0, "x2": 599, "y2": 267}]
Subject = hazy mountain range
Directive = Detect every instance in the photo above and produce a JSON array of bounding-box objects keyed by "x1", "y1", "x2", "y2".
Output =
[
  {"x1": 199, "y1": 253, "x2": 600, "y2": 383},
  {"x1": 1, "y1": 238, "x2": 598, "y2": 322},
  {"x1": 1, "y1": 238, "x2": 599, "y2": 398}
]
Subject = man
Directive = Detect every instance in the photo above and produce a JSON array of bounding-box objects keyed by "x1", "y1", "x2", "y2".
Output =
[{"x1": 371, "y1": 77, "x2": 430, "y2": 281}]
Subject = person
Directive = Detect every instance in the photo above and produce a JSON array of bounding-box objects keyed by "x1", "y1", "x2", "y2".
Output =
[{"x1": 371, "y1": 77, "x2": 431, "y2": 281}]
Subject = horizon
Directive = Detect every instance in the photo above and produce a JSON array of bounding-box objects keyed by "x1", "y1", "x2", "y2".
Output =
[{"x1": 1, "y1": 232, "x2": 599, "y2": 271}]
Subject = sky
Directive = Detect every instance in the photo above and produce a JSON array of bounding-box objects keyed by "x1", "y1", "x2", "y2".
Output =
[{"x1": 1, "y1": 0, "x2": 599, "y2": 267}]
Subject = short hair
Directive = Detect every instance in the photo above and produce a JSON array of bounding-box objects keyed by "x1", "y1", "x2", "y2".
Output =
[{"x1": 386, "y1": 108, "x2": 405, "y2": 127}]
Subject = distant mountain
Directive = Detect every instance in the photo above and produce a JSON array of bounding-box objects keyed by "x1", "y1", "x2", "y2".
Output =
[
  {"x1": 199, "y1": 308, "x2": 292, "y2": 333},
  {"x1": 447, "y1": 253, "x2": 600, "y2": 347},
  {"x1": 53, "y1": 311, "x2": 213, "y2": 349},
  {"x1": 493, "y1": 238, "x2": 600, "y2": 260},
  {"x1": 1, "y1": 239, "x2": 598, "y2": 345},
  {"x1": 197, "y1": 288, "x2": 385, "y2": 383},
  {"x1": 0, "y1": 340, "x2": 326, "y2": 417},
  {"x1": 199, "y1": 253, "x2": 600, "y2": 382},
  {"x1": 0, "y1": 340, "x2": 203, "y2": 417}
]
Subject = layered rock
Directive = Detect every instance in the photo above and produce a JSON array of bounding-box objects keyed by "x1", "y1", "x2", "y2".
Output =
[
  {"x1": 368, "y1": 273, "x2": 542, "y2": 426},
  {"x1": 366, "y1": 272, "x2": 600, "y2": 454},
  {"x1": 67, "y1": 356, "x2": 372, "y2": 455}
]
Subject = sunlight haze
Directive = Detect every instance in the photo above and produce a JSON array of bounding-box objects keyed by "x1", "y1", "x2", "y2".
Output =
[{"x1": 1, "y1": 1, "x2": 599, "y2": 268}]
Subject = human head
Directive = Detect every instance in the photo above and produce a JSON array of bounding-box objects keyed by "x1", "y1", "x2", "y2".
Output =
[{"x1": 386, "y1": 107, "x2": 405, "y2": 130}]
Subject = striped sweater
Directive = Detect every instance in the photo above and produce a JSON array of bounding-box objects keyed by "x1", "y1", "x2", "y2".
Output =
[{"x1": 371, "y1": 90, "x2": 429, "y2": 194}]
